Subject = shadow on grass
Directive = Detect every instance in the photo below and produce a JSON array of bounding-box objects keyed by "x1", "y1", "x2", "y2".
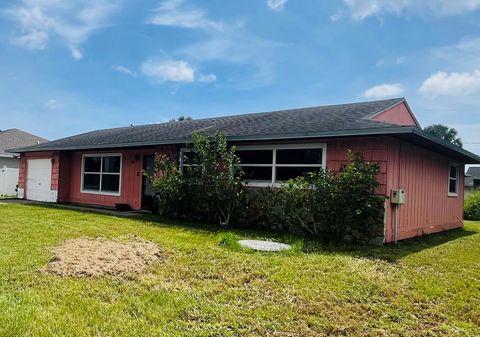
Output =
[{"x1": 12, "y1": 201, "x2": 480, "y2": 263}]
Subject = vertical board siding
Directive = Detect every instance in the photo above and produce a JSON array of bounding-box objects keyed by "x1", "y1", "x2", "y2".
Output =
[
  {"x1": 325, "y1": 137, "x2": 390, "y2": 196},
  {"x1": 370, "y1": 102, "x2": 418, "y2": 126},
  {"x1": 59, "y1": 146, "x2": 176, "y2": 210},
  {"x1": 18, "y1": 136, "x2": 467, "y2": 242},
  {"x1": 385, "y1": 140, "x2": 464, "y2": 242}
]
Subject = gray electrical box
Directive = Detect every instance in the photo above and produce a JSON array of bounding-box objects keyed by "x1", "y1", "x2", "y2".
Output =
[{"x1": 391, "y1": 189, "x2": 405, "y2": 204}]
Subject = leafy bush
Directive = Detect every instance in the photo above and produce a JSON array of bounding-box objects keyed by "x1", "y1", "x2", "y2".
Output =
[
  {"x1": 149, "y1": 134, "x2": 385, "y2": 242},
  {"x1": 241, "y1": 151, "x2": 385, "y2": 242},
  {"x1": 465, "y1": 191, "x2": 480, "y2": 220},
  {"x1": 150, "y1": 131, "x2": 244, "y2": 226},
  {"x1": 149, "y1": 154, "x2": 183, "y2": 216}
]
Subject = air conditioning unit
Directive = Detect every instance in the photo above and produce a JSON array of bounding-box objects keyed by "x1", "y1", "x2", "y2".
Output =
[{"x1": 391, "y1": 189, "x2": 405, "y2": 204}]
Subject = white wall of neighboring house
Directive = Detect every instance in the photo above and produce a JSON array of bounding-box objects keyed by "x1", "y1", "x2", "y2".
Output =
[{"x1": 0, "y1": 164, "x2": 19, "y2": 196}]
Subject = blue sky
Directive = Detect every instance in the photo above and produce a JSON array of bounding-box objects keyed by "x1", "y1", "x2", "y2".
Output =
[{"x1": 1, "y1": 0, "x2": 480, "y2": 156}]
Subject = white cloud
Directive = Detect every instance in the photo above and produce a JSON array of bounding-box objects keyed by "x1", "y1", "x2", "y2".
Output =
[
  {"x1": 419, "y1": 70, "x2": 480, "y2": 97},
  {"x1": 364, "y1": 83, "x2": 404, "y2": 98},
  {"x1": 333, "y1": 0, "x2": 480, "y2": 21},
  {"x1": 45, "y1": 99, "x2": 63, "y2": 110},
  {"x1": 112, "y1": 65, "x2": 137, "y2": 77},
  {"x1": 11, "y1": 30, "x2": 48, "y2": 49},
  {"x1": 7, "y1": 0, "x2": 121, "y2": 59},
  {"x1": 376, "y1": 56, "x2": 406, "y2": 66},
  {"x1": 70, "y1": 47, "x2": 83, "y2": 60},
  {"x1": 140, "y1": 59, "x2": 215, "y2": 84},
  {"x1": 147, "y1": 0, "x2": 221, "y2": 30},
  {"x1": 146, "y1": 1, "x2": 283, "y2": 87},
  {"x1": 197, "y1": 73, "x2": 216, "y2": 83},
  {"x1": 267, "y1": 0, "x2": 288, "y2": 11}
]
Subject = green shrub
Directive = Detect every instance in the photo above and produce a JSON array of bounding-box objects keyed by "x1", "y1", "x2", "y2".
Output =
[
  {"x1": 149, "y1": 133, "x2": 385, "y2": 242},
  {"x1": 241, "y1": 151, "x2": 385, "y2": 242},
  {"x1": 465, "y1": 191, "x2": 480, "y2": 220},
  {"x1": 148, "y1": 154, "x2": 183, "y2": 216},
  {"x1": 150, "y1": 131, "x2": 245, "y2": 226},
  {"x1": 284, "y1": 151, "x2": 384, "y2": 241}
]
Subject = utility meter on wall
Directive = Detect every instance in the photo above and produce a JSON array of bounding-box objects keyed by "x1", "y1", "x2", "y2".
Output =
[{"x1": 391, "y1": 189, "x2": 406, "y2": 204}]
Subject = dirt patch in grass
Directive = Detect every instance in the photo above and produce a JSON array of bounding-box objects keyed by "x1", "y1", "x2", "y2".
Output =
[{"x1": 42, "y1": 236, "x2": 163, "y2": 277}]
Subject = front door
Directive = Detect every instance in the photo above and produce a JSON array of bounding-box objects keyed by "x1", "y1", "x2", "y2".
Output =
[{"x1": 141, "y1": 155, "x2": 155, "y2": 210}]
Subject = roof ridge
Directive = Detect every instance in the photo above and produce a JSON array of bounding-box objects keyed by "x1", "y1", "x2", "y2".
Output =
[{"x1": 96, "y1": 97, "x2": 406, "y2": 131}]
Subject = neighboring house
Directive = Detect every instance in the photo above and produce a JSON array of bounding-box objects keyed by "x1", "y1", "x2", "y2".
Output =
[
  {"x1": 0, "y1": 129, "x2": 47, "y2": 196},
  {"x1": 9, "y1": 98, "x2": 480, "y2": 242},
  {"x1": 465, "y1": 167, "x2": 480, "y2": 196}
]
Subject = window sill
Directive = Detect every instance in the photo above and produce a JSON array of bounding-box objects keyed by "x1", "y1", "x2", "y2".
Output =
[
  {"x1": 448, "y1": 193, "x2": 458, "y2": 198},
  {"x1": 80, "y1": 189, "x2": 121, "y2": 197}
]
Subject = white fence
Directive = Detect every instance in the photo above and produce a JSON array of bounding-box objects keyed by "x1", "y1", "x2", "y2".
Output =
[{"x1": 0, "y1": 166, "x2": 19, "y2": 196}]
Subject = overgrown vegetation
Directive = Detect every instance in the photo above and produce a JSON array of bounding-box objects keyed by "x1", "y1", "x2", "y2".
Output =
[
  {"x1": 150, "y1": 133, "x2": 385, "y2": 242},
  {"x1": 465, "y1": 190, "x2": 480, "y2": 220},
  {"x1": 283, "y1": 151, "x2": 384, "y2": 242},
  {"x1": 150, "y1": 132, "x2": 244, "y2": 226},
  {"x1": 239, "y1": 152, "x2": 384, "y2": 242},
  {"x1": 0, "y1": 204, "x2": 479, "y2": 336}
]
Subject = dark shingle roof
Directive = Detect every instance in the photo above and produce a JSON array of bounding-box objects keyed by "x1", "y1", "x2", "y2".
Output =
[
  {"x1": 0, "y1": 129, "x2": 48, "y2": 157},
  {"x1": 12, "y1": 98, "x2": 406, "y2": 152},
  {"x1": 467, "y1": 167, "x2": 480, "y2": 178}
]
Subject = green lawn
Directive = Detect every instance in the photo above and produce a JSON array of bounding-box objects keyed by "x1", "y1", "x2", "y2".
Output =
[{"x1": 0, "y1": 203, "x2": 479, "y2": 337}]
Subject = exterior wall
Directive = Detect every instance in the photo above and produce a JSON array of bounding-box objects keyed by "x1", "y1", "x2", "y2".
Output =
[
  {"x1": 384, "y1": 140, "x2": 464, "y2": 242},
  {"x1": 371, "y1": 102, "x2": 418, "y2": 126},
  {"x1": 235, "y1": 135, "x2": 465, "y2": 242},
  {"x1": 57, "y1": 146, "x2": 176, "y2": 210},
  {"x1": 18, "y1": 135, "x2": 466, "y2": 242},
  {"x1": 0, "y1": 157, "x2": 19, "y2": 168}
]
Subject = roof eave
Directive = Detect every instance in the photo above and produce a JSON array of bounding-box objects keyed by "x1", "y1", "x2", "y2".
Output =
[
  {"x1": 10, "y1": 126, "x2": 480, "y2": 164},
  {"x1": 9, "y1": 126, "x2": 415, "y2": 152},
  {"x1": 409, "y1": 129, "x2": 480, "y2": 164}
]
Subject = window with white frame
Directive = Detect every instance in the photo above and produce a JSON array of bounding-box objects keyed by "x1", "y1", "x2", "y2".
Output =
[
  {"x1": 82, "y1": 154, "x2": 122, "y2": 195},
  {"x1": 448, "y1": 163, "x2": 459, "y2": 196},
  {"x1": 236, "y1": 144, "x2": 326, "y2": 186}
]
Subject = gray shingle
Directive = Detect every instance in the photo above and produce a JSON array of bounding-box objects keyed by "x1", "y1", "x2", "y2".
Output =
[
  {"x1": 11, "y1": 98, "x2": 406, "y2": 152},
  {"x1": 0, "y1": 129, "x2": 48, "y2": 156},
  {"x1": 467, "y1": 167, "x2": 480, "y2": 178}
]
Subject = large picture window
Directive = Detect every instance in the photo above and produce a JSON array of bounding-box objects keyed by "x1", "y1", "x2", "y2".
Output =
[
  {"x1": 448, "y1": 163, "x2": 459, "y2": 197},
  {"x1": 236, "y1": 144, "x2": 326, "y2": 186},
  {"x1": 81, "y1": 154, "x2": 122, "y2": 195}
]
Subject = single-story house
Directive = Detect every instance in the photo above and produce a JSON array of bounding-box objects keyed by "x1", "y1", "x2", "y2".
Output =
[
  {"x1": 9, "y1": 98, "x2": 480, "y2": 242},
  {"x1": 465, "y1": 166, "x2": 480, "y2": 196},
  {"x1": 0, "y1": 128, "x2": 47, "y2": 196}
]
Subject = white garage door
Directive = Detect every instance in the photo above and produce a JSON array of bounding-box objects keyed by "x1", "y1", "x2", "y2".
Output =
[{"x1": 27, "y1": 159, "x2": 55, "y2": 202}]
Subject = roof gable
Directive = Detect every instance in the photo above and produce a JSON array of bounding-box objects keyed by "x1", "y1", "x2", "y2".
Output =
[
  {"x1": 0, "y1": 129, "x2": 48, "y2": 157},
  {"x1": 368, "y1": 100, "x2": 420, "y2": 127}
]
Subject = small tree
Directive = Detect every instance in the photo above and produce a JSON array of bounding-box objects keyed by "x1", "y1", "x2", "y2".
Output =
[
  {"x1": 186, "y1": 132, "x2": 244, "y2": 225},
  {"x1": 424, "y1": 124, "x2": 463, "y2": 147},
  {"x1": 149, "y1": 131, "x2": 244, "y2": 226},
  {"x1": 149, "y1": 154, "x2": 183, "y2": 216},
  {"x1": 169, "y1": 116, "x2": 192, "y2": 122}
]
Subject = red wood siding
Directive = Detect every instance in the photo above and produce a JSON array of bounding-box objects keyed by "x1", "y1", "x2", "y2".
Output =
[
  {"x1": 18, "y1": 136, "x2": 466, "y2": 242},
  {"x1": 371, "y1": 102, "x2": 418, "y2": 126},
  {"x1": 384, "y1": 140, "x2": 464, "y2": 242},
  {"x1": 235, "y1": 136, "x2": 465, "y2": 242},
  {"x1": 57, "y1": 146, "x2": 176, "y2": 210}
]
